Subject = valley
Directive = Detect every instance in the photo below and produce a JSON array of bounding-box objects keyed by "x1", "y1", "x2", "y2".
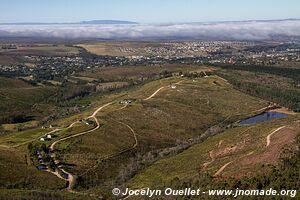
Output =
[{"x1": 0, "y1": 41, "x2": 299, "y2": 200}]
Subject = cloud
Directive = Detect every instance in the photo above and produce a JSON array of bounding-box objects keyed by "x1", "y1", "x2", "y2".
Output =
[{"x1": 0, "y1": 20, "x2": 300, "y2": 40}]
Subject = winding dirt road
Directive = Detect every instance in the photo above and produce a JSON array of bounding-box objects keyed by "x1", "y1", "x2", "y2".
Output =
[
  {"x1": 78, "y1": 80, "x2": 184, "y2": 177},
  {"x1": 143, "y1": 87, "x2": 166, "y2": 101},
  {"x1": 41, "y1": 80, "x2": 182, "y2": 193},
  {"x1": 213, "y1": 161, "x2": 233, "y2": 177},
  {"x1": 266, "y1": 126, "x2": 286, "y2": 147},
  {"x1": 48, "y1": 102, "x2": 112, "y2": 190},
  {"x1": 143, "y1": 80, "x2": 184, "y2": 101},
  {"x1": 50, "y1": 103, "x2": 112, "y2": 151},
  {"x1": 116, "y1": 121, "x2": 138, "y2": 148},
  {"x1": 79, "y1": 119, "x2": 139, "y2": 177},
  {"x1": 211, "y1": 125, "x2": 292, "y2": 177}
]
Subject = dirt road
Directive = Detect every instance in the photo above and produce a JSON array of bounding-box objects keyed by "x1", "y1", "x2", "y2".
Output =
[
  {"x1": 50, "y1": 103, "x2": 112, "y2": 151},
  {"x1": 266, "y1": 126, "x2": 286, "y2": 147},
  {"x1": 143, "y1": 86, "x2": 166, "y2": 100},
  {"x1": 213, "y1": 161, "x2": 233, "y2": 177},
  {"x1": 48, "y1": 102, "x2": 113, "y2": 190},
  {"x1": 43, "y1": 80, "x2": 183, "y2": 192},
  {"x1": 143, "y1": 80, "x2": 184, "y2": 101}
]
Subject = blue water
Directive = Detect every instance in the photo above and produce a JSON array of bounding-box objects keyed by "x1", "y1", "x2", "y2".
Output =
[{"x1": 239, "y1": 111, "x2": 288, "y2": 125}]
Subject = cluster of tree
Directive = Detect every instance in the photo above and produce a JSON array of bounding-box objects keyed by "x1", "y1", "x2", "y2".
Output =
[
  {"x1": 159, "y1": 70, "x2": 173, "y2": 78},
  {"x1": 235, "y1": 82, "x2": 300, "y2": 111},
  {"x1": 27, "y1": 143, "x2": 53, "y2": 169},
  {"x1": 0, "y1": 113, "x2": 36, "y2": 127},
  {"x1": 212, "y1": 64, "x2": 300, "y2": 82},
  {"x1": 183, "y1": 71, "x2": 213, "y2": 78},
  {"x1": 216, "y1": 70, "x2": 300, "y2": 112},
  {"x1": 244, "y1": 43, "x2": 300, "y2": 53},
  {"x1": 53, "y1": 82, "x2": 96, "y2": 102}
]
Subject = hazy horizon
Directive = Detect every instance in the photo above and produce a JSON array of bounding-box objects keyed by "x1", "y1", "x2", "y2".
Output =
[
  {"x1": 0, "y1": 19, "x2": 300, "y2": 41},
  {"x1": 1, "y1": 0, "x2": 300, "y2": 24},
  {"x1": 1, "y1": 18, "x2": 299, "y2": 25},
  {"x1": 1, "y1": 1, "x2": 300, "y2": 41}
]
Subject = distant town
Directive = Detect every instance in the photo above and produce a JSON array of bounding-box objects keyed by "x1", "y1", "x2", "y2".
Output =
[{"x1": 1, "y1": 41, "x2": 299, "y2": 84}]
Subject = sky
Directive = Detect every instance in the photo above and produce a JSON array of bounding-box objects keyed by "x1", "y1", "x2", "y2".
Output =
[{"x1": 0, "y1": 0, "x2": 300, "y2": 23}]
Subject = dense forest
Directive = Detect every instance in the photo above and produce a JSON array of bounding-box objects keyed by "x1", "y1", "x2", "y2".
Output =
[
  {"x1": 213, "y1": 64, "x2": 300, "y2": 111},
  {"x1": 213, "y1": 64, "x2": 300, "y2": 82}
]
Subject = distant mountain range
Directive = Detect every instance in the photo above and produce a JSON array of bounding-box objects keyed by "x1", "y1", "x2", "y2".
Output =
[
  {"x1": 0, "y1": 20, "x2": 138, "y2": 25},
  {"x1": 80, "y1": 20, "x2": 137, "y2": 24},
  {"x1": 1, "y1": 19, "x2": 299, "y2": 25}
]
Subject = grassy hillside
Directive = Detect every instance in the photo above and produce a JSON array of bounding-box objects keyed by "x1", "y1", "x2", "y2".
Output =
[
  {"x1": 0, "y1": 189, "x2": 90, "y2": 200},
  {"x1": 0, "y1": 77, "x2": 56, "y2": 126},
  {"x1": 50, "y1": 75, "x2": 268, "y2": 196},
  {"x1": 78, "y1": 64, "x2": 212, "y2": 82},
  {"x1": 128, "y1": 114, "x2": 300, "y2": 189},
  {"x1": 0, "y1": 77, "x2": 32, "y2": 88},
  {"x1": 0, "y1": 148, "x2": 65, "y2": 190},
  {"x1": 1, "y1": 74, "x2": 287, "y2": 199}
]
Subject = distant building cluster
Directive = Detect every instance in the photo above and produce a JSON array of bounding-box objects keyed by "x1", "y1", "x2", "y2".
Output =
[
  {"x1": 1, "y1": 41, "x2": 299, "y2": 83},
  {"x1": 0, "y1": 44, "x2": 17, "y2": 49}
]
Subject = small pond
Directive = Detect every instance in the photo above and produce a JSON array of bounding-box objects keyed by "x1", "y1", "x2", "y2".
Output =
[{"x1": 239, "y1": 111, "x2": 288, "y2": 125}]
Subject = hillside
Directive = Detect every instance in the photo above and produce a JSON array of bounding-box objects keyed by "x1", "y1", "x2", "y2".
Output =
[
  {"x1": 0, "y1": 77, "x2": 56, "y2": 126},
  {"x1": 0, "y1": 67, "x2": 299, "y2": 199},
  {"x1": 128, "y1": 114, "x2": 300, "y2": 189},
  {"x1": 46, "y1": 75, "x2": 269, "y2": 197},
  {"x1": 0, "y1": 147, "x2": 66, "y2": 190}
]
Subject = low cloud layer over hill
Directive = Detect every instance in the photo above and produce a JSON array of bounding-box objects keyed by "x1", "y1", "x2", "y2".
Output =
[{"x1": 0, "y1": 20, "x2": 299, "y2": 40}]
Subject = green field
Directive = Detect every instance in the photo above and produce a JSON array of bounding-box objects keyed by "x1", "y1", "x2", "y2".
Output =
[
  {"x1": 78, "y1": 42, "x2": 162, "y2": 56},
  {"x1": 0, "y1": 128, "x2": 50, "y2": 147},
  {"x1": 8, "y1": 45, "x2": 79, "y2": 56}
]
